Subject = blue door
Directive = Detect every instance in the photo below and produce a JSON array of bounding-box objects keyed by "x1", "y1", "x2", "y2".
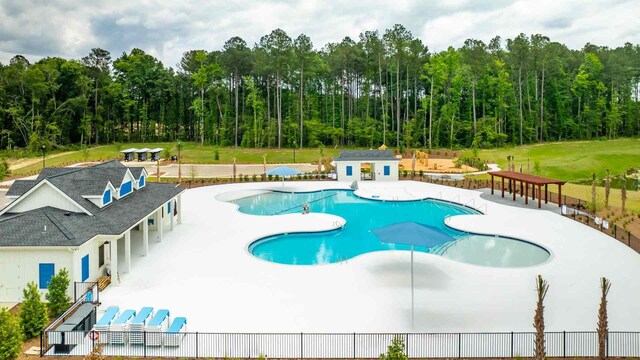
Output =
[
  {"x1": 81, "y1": 255, "x2": 89, "y2": 282},
  {"x1": 384, "y1": 165, "x2": 390, "y2": 176},
  {"x1": 346, "y1": 166, "x2": 353, "y2": 176},
  {"x1": 39, "y1": 263, "x2": 55, "y2": 289}
]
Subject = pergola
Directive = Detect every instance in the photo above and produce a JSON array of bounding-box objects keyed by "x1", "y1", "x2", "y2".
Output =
[{"x1": 489, "y1": 171, "x2": 566, "y2": 208}]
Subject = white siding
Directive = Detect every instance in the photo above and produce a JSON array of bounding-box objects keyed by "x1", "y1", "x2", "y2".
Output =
[
  {"x1": 0, "y1": 249, "x2": 73, "y2": 303},
  {"x1": 336, "y1": 161, "x2": 361, "y2": 182},
  {"x1": 10, "y1": 183, "x2": 85, "y2": 213},
  {"x1": 373, "y1": 161, "x2": 400, "y2": 181},
  {"x1": 336, "y1": 161, "x2": 399, "y2": 182}
]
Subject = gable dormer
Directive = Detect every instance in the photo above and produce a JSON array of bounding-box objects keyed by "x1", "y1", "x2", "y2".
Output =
[
  {"x1": 82, "y1": 182, "x2": 116, "y2": 208},
  {"x1": 130, "y1": 167, "x2": 148, "y2": 190},
  {"x1": 115, "y1": 169, "x2": 137, "y2": 199}
]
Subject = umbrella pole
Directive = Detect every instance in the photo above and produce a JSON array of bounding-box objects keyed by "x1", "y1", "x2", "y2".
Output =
[{"x1": 411, "y1": 244, "x2": 414, "y2": 329}]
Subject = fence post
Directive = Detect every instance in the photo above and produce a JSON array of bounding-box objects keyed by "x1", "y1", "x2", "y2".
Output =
[
  {"x1": 353, "y1": 333, "x2": 356, "y2": 359},
  {"x1": 195, "y1": 332, "x2": 199, "y2": 358},
  {"x1": 300, "y1": 332, "x2": 304, "y2": 359},
  {"x1": 606, "y1": 332, "x2": 609, "y2": 358},
  {"x1": 73, "y1": 282, "x2": 77, "y2": 302},
  {"x1": 563, "y1": 331, "x2": 566, "y2": 358},
  {"x1": 405, "y1": 333, "x2": 409, "y2": 357},
  {"x1": 40, "y1": 330, "x2": 44, "y2": 357},
  {"x1": 510, "y1": 332, "x2": 514, "y2": 357},
  {"x1": 458, "y1": 333, "x2": 462, "y2": 358},
  {"x1": 143, "y1": 331, "x2": 147, "y2": 358},
  {"x1": 628, "y1": 232, "x2": 631, "y2": 247}
]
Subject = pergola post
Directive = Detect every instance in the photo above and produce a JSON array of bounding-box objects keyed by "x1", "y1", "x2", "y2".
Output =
[
  {"x1": 538, "y1": 185, "x2": 542, "y2": 208},
  {"x1": 558, "y1": 184, "x2": 563, "y2": 207},
  {"x1": 520, "y1": 181, "x2": 523, "y2": 197},
  {"x1": 525, "y1": 182, "x2": 529, "y2": 205},
  {"x1": 545, "y1": 184, "x2": 548, "y2": 204},
  {"x1": 491, "y1": 174, "x2": 494, "y2": 195}
]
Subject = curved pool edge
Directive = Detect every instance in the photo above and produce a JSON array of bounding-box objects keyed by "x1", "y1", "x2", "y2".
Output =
[{"x1": 443, "y1": 215, "x2": 555, "y2": 267}]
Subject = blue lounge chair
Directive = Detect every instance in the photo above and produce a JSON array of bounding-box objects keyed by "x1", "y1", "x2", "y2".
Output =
[
  {"x1": 145, "y1": 309, "x2": 170, "y2": 346},
  {"x1": 93, "y1": 306, "x2": 119, "y2": 344},
  {"x1": 129, "y1": 307, "x2": 154, "y2": 345},
  {"x1": 110, "y1": 310, "x2": 136, "y2": 344},
  {"x1": 163, "y1": 317, "x2": 187, "y2": 347}
]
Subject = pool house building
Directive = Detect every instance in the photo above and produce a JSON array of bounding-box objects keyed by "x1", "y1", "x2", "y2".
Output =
[
  {"x1": 334, "y1": 150, "x2": 400, "y2": 181},
  {"x1": 0, "y1": 160, "x2": 185, "y2": 303}
]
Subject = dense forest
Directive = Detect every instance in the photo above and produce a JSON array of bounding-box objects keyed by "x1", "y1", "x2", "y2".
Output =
[{"x1": 1, "y1": 25, "x2": 639, "y2": 151}]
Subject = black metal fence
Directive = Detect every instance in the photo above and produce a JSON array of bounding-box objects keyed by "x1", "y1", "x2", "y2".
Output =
[{"x1": 40, "y1": 330, "x2": 640, "y2": 358}]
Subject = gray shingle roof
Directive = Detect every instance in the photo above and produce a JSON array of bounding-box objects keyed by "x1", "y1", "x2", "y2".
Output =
[
  {"x1": 128, "y1": 167, "x2": 146, "y2": 178},
  {"x1": 0, "y1": 160, "x2": 185, "y2": 247},
  {"x1": 0, "y1": 183, "x2": 184, "y2": 247},
  {"x1": 6, "y1": 180, "x2": 39, "y2": 197},
  {"x1": 334, "y1": 150, "x2": 400, "y2": 161}
]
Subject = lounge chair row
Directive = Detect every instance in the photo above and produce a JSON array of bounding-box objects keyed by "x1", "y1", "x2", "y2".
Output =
[{"x1": 93, "y1": 306, "x2": 187, "y2": 346}]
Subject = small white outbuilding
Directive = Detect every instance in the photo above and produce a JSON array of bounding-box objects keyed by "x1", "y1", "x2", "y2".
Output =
[{"x1": 334, "y1": 150, "x2": 400, "y2": 182}]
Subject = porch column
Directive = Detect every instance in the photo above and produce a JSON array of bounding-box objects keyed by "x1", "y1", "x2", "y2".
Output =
[
  {"x1": 110, "y1": 238, "x2": 119, "y2": 286},
  {"x1": 158, "y1": 208, "x2": 164, "y2": 242},
  {"x1": 124, "y1": 231, "x2": 131, "y2": 274},
  {"x1": 169, "y1": 200, "x2": 174, "y2": 231},
  {"x1": 142, "y1": 217, "x2": 149, "y2": 256},
  {"x1": 177, "y1": 193, "x2": 183, "y2": 224}
]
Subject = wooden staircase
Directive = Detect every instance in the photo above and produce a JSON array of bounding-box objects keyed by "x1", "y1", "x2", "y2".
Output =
[{"x1": 97, "y1": 275, "x2": 111, "y2": 291}]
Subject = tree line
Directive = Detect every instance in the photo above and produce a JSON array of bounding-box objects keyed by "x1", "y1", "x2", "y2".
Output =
[{"x1": 1, "y1": 25, "x2": 639, "y2": 152}]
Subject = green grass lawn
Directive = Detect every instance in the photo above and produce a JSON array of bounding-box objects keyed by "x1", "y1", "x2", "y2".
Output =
[
  {"x1": 477, "y1": 138, "x2": 640, "y2": 182},
  {"x1": 7, "y1": 143, "x2": 341, "y2": 176}
]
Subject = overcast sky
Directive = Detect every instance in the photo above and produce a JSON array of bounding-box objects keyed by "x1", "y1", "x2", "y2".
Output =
[{"x1": 1, "y1": 0, "x2": 639, "y2": 68}]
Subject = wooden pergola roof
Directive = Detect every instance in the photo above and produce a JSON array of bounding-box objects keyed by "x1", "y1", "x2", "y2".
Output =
[{"x1": 489, "y1": 171, "x2": 565, "y2": 185}]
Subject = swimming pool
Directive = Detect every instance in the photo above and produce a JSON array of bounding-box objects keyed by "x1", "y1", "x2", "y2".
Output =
[{"x1": 230, "y1": 190, "x2": 549, "y2": 267}]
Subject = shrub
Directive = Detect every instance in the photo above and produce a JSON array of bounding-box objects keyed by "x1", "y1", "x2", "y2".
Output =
[
  {"x1": 380, "y1": 337, "x2": 407, "y2": 360},
  {"x1": 0, "y1": 307, "x2": 23, "y2": 360},
  {"x1": 214, "y1": 149, "x2": 220, "y2": 161},
  {"x1": 418, "y1": 169, "x2": 424, "y2": 178},
  {"x1": 20, "y1": 282, "x2": 48, "y2": 338},
  {"x1": 46, "y1": 268, "x2": 71, "y2": 318},
  {"x1": 268, "y1": 174, "x2": 273, "y2": 181},
  {"x1": 0, "y1": 159, "x2": 9, "y2": 182},
  {"x1": 402, "y1": 170, "x2": 408, "y2": 177},
  {"x1": 252, "y1": 174, "x2": 257, "y2": 182}
]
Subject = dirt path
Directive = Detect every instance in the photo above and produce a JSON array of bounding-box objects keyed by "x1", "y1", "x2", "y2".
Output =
[{"x1": 8, "y1": 151, "x2": 75, "y2": 171}]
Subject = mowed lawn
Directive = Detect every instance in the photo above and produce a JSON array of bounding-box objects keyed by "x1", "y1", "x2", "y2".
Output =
[
  {"x1": 478, "y1": 138, "x2": 640, "y2": 182},
  {"x1": 7, "y1": 142, "x2": 341, "y2": 176}
]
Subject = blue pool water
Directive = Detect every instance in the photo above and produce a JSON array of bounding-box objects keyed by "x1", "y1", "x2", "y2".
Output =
[{"x1": 231, "y1": 190, "x2": 550, "y2": 267}]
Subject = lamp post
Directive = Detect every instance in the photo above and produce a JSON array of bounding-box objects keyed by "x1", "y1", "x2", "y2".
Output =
[
  {"x1": 41, "y1": 145, "x2": 46, "y2": 168},
  {"x1": 177, "y1": 140, "x2": 182, "y2": 183},
  {"x1": 293, "y1": 141, "x2": 297, "y2": 163}
]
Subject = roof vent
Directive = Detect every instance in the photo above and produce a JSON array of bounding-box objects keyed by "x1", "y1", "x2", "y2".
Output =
[
  {"x1": 43, "y1": 225, "x2": 47, "y2": 232},
  {"x1": 64, "y1": 213, "x2": 71, "y2": 216}
]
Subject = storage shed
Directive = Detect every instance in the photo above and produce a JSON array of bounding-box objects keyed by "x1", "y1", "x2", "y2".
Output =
[{"x1": 334, "y1": 150, "x2": 400, "y2": 182}]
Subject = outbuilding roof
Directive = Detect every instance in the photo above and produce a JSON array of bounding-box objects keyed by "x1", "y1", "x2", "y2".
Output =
[{"x1": 334, "y1": 150, "x2": 400, "y2": 161}]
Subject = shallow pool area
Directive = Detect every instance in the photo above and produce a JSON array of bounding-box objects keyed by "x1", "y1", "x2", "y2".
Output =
[{"x1": 231, "y1": 190, "x2": 550, "y2": 267}]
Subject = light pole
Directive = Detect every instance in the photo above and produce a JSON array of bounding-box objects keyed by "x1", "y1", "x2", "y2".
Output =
[
  {"x1": 293, "y1": 141, "x2": 297, "y2": 163},
  {"x1": 177, "y1": 140, "x2": 182, "y2": 183},
  {"x1": 41, "y1": 145, "x2": 46, "y2": 168}
]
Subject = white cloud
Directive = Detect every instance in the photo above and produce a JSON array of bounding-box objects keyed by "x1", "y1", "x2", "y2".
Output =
[{"x1": 0, "y1": 0, "x2": 638, "y2": 67}]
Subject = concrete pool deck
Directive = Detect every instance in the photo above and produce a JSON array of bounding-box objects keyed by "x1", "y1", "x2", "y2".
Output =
[{"x1": 98, "y1": 181, "x2": 640, "y2": 333}]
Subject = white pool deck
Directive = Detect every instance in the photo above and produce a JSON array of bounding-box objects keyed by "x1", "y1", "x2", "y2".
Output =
[{"x1": 99, "y1": 180, "x2": 640, "y2": 333}]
